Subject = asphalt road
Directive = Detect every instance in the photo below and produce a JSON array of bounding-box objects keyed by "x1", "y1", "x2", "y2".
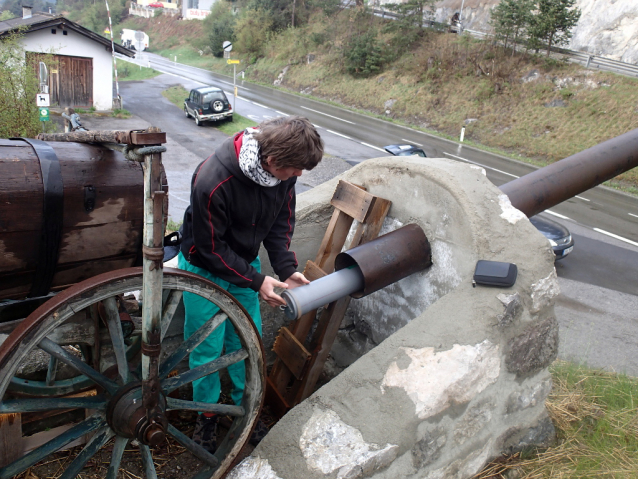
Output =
[{"x1": 105, "y1": 64, "x2": 638, "y2": 376}]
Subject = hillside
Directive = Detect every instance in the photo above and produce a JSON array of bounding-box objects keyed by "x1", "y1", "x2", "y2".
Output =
[{"x1": 121, "y1": 13, "x2": 638, "y2": 192}]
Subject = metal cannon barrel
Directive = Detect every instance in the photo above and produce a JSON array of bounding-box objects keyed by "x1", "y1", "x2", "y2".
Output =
[
  {"x1": 500, "y1": 127, "x2": 638, "y2": 217},
  {"x1": 0, "y1": 138, "x2": 145, "y2": 301},
  {"x1": 282, "y1": 224, "x2": 431, "y2": 319}
]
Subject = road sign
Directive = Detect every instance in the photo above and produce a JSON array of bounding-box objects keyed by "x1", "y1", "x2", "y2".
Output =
[
  {"x1": 39, "y1": 107, "x2": 50, "y2": 122},
  {"x1": 36, "y1": 93, "x2": 50, "y2": 107},
  {"x1": 227, "y1": 59, "x2": 240, "y2": 64},
  {"x1": 223, "y1": 41, "x2": 232, "y2": 52}
]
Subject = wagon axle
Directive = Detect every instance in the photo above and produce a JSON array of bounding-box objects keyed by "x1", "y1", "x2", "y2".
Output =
[{"x1": 105, "y1": 380, "x2": 168, "y2": 448}]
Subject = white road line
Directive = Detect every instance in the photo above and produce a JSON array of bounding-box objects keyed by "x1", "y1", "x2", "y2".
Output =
[
  {"x1": 444, "y1": 152, "x2": 519, "y2": 178},
  {"x1": 575, "y1": 195, "x2": 590, "y2": 201},
  {"x1": 402, "y1": 139, "x2": 422, "y2": 146},
  {"x1": 629, "y1": 213, "x2": 638, "y2": 219},
  {"x1": 251, "y1": 101, "x2": 268, "y2": 109},
  {"x1": 593, "y1": 228, "x2": 638, "y2": 247},
  {"x1": 327, "y1": 129, "x2": 351, "y2": 139},
  {"x1": 361, "y1": 142, "x2": 387, "y2": 152},
  {"x1": 151, "y1": 69, "x2": 206, "y2": 85},
  {"x1": 276, "y1": 111, "x2": 289, "y2": 116},
  {"x1": 545, "y1": 210, "x2": 571, "y2": 220},
  {"x1": 247, "y1": 115, "x2": 262, "y2": 122},
  {"x1": 301, "y1": 106, "x2": 355, "y2": 124}
]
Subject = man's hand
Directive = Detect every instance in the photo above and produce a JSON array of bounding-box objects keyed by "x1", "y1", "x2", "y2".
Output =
[
  {"x1": 284, "y1": 272, "x2": 310, "y2": 289},
  {"x1": 259, "y1": 276, "x2": 288, "y2": 307}
]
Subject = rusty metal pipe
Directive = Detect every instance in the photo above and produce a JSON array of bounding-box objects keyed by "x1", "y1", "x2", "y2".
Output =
[{"x1": 500, "y1": 128, "x2": 638, "y2": 217}]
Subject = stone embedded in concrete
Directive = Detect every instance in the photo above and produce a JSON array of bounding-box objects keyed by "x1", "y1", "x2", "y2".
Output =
[
  {"x1": 453, "y1": 399, "x2": 495, "y2": 445},
  {"x1": 498, "y1": 411, "x2": 556, "y2": 455},
  {"x1": 497, "y1": 292, "x2": 523, "y2": 327},
  {"x1": 225, "y1": 456, "x2": 282, "y2": 479},
  {"x1": 506, "y1": 377, "x2": 553, "y2": 415},
  {"x1": 381, "y1": 340, "x2": 501, "y2": 420},
  {"x1": 299, "y1": 408, "x2": 398, "y2": 479},
  {"x1": 412, "y1": 427, "x2": 447, "y2": 468},
  {"x1": 421, "y1": 439, "x2": 494, "y2": 479},
  {"x1": 506, "y1": 317, "x2": 559, "y2": 377},
  {"x1": 531, "y1": 271, "x2": 561, "y2": 314},
  {"x1": 498, "y1": 194, "x2": 526, "y2": 224}
]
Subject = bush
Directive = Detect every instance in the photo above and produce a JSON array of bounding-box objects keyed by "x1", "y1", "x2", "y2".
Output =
[
  {"x1": 344, "y1": 30, "x2": 384, "y2": 77},
  {"x1": 203, "y1": 1, "x2": 236, "y2": 58},
  {"x1": 234, "y1": 9, "x2": 273, "y2": 58}
]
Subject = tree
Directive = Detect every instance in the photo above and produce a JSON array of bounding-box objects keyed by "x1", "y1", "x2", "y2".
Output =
[
  {"x1": 203, "y1": 1, "x2": 236, "y2": 57},
  {"x1": 344, "y1": 30, "x2": 383, "y2": 77},
  {"x1": 529, "y1": 0, "x2": 581, "y2": 56},
  {"x1": 384, "y1": 0, "x2": 435, "y2": 53},
  {"x1": 234, "y1": 9, "x2": 273, "y2": 59},
  {"x1": 0, "y1": 30, "x2": 51, "y2": 138},
  {"x1": 489, "y1": 0, "x2": 533, "y2": 52}
]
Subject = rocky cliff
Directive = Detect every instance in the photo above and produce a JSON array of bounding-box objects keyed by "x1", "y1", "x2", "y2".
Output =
[{"x1": 428, "y1": 0, "x2": 638, "y2": 63}]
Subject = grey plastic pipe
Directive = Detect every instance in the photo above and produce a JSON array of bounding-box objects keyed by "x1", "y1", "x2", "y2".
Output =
[{"x1": 280, "y1": 265, "x2": 365, "y2": 320}]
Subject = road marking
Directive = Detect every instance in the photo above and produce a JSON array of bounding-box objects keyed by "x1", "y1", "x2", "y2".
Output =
[
  {"x1": 444, "y1": 152, "x2": 519, "y2": 178},
  {"x1": 629, "y1": 213, "x2": 638, "y2": 219},
  {"x1": 545, "y1": 210, "x2": 571, "y2": 220},
  {"x1": 276, "y1": 111, "x2": 289, "y2": 116},
  {"x1": 575, "y1": 195, "x2": 590, "y2": 201},
  {"x1": 327, "y1": 129, "x2": 351, "y2": 139},
  {"x1": 361, "y1": 142, "x2": 386, "y2": 152},
  {"x1": 247, "y1": 115, "x2": 262, "y2": 122},
  {"x1": 301, "y1": 106, "x2": 355, "y2": 124},
  {"x1": 251, "y1": 101, "x2": 268, "y2": 109},
  {"x1": 593, "y1": 228, "x2": 638, "y2": 247},
  {"x1": 402, "y1": 139, "x2": 423, "y2": 146}
]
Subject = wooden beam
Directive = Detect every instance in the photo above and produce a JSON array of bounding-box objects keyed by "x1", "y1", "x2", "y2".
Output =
[
  {"x1": 330, "y1": 180, "x2": 375, "y2": 223},
  {"x1": 0, "y1": 413, "x2": 22, "y2": 468},
  {"x1": 272, "y1": 327, "x2": 312, "y2": 380}
]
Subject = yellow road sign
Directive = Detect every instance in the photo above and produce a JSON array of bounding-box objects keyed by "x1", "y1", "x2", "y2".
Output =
[{"x1": 227, "y1": 59, "x2": 240, "y2": 64}]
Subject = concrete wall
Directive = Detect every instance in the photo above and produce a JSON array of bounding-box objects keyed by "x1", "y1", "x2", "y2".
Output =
[
  {"x1": 249, "y1": 157, "x2": 559, "y2": 479},
  {"x1": 21, "y1": 28, "x2": 114, "y2": 110}
]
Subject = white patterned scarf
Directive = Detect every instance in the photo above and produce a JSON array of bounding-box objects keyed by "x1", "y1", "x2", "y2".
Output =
[{"x1": 238, "y1": 128, "x2": 280, "y2": 187}]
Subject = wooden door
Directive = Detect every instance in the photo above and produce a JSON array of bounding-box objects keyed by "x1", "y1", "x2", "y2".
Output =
[{"x1": 56, "y1": 55, "x2": 93, "y2": 108}]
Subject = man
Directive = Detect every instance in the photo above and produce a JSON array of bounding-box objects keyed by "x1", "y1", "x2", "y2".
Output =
[{"x1": 178, "y1": 116, "x2": 323, "y2": 452}]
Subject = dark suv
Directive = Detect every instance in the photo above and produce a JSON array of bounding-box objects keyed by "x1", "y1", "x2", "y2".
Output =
[{"x1": 184, "y1": 87, "x2": 233, "y2": 126}]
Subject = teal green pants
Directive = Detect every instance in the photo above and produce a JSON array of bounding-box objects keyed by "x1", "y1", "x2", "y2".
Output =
[{"x1": 178, "y1": 252, "x2": 262, "y2": 406}]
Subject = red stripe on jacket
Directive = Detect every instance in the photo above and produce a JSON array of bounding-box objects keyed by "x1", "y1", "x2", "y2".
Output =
[{"x1": 207, "y1": 175, "x2": 252, "y2": 282}]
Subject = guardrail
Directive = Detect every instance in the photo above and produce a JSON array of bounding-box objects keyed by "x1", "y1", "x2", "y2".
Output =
[{"x1": 369, "y1": 7, "x2": 638, "y2": 79}]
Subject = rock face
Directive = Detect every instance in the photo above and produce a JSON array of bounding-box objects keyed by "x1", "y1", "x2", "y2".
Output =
[
  {"x1": 242, "y1": 157, "x2": 558, "y2": 478},
  {"x1": 428, "y1": 0, "x2": 638, "y2": 63}
]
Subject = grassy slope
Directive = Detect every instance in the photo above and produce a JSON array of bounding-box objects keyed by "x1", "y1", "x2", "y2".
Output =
[{"x1": 122, "y1": 13, "x2": 638, "y2": 193}]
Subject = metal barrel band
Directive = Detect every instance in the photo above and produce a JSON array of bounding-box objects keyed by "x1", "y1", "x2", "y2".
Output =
[
  {"x1": 142, "y1": 245, "x2": 165, "y2": 261},
  {"x1": 10, "y1": 138, "x2": 64, "y2": 298}
]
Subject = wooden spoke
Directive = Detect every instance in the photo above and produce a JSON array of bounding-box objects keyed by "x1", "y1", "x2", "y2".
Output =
[
  {"x1": 58, "y1": 426, "x2": 114, "y2": 479},
  {"x1": 166, "y1": 398, "x2": 244, "y2": 417},
  {"x1": 158, "y1": 310, "x2": 227, "y2": 379},
  {"x1": 162, "y1": 349, "x2": 249, "y2": 394},
  {"x1": 160, "y1": 289, "x2": 183, "y2": 341},
  {"x1": 103, "y1": 296, "x2": 131, "y2": 385},
  {"x1": 45, "y1": 355, "x2": 58, "y2": 386},
  {"x1": 106, "y1": 436, "x2": 128, "y2": 479},
  {"x1": 140, "y1": 445, "x2": 158, "y2": 479},
  {"x1": 38, "y1": 338, "x2": 119, "y2": 395},
  {"x1": 167, "y1": 424, "x2": 219, "y2": 468},
  {"x1": 0, "y1": 396, "x2": 107, "y2": 414}
]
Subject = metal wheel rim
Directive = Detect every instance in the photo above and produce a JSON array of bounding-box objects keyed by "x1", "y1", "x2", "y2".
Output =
[{"x1": 0, "y1": 267, "x2": 265, "y2": 479}]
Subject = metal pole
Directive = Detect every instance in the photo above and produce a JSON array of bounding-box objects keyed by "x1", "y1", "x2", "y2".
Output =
[
  {"x1": 500, "y1": 127, "x2": 638, "y2": 217},
  {"x1": 459, "y1": 0, "x2": 465, "y2": 32},
  {"x1": 233, "y1": 64, "x2": 236, "y2": 112}
]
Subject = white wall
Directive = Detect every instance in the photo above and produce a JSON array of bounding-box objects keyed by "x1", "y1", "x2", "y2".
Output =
[{"x1": 21, "y1": 28, "x2": 115, "y2": 110}]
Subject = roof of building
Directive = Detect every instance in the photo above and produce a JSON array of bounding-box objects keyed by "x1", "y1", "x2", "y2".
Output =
[{"x1": 0, "y1": 13, "x2": 135, "y2": 57}]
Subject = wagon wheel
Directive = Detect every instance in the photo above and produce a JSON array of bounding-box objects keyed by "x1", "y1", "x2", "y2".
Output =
[{"x1": 0, "y1": 267, "x2": 265, "y2": 479}]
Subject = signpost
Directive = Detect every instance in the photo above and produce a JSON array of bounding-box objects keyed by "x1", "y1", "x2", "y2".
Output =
[
  {"x1": 36, "y1": 92, "x2": 50, "y2": 132},
  {"x1": 223, "y1": 41, "x2": 238, "y2": 111}
]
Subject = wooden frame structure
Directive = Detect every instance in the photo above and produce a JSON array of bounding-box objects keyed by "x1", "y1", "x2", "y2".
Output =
[{"x1": 266, "y1": 180, "x2": 391, "y2": 417}]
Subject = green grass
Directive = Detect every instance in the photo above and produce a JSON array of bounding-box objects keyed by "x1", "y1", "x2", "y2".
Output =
[
  {"x1": 478, "y1": 361, "x2": 638, "y2": 478},
  {"x1": 115, "y1": 59, "x2": 161, "y2": 82},
  {"x1": 161, "y1": 84, "x2": 257, "y2": 133}
]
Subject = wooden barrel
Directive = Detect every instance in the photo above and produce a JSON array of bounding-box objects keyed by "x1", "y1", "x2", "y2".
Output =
[{"x1": 0, "y1": 139, "x2": 145, "y2": 300}]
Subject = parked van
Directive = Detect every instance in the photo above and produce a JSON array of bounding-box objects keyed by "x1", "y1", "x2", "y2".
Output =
[{"x1": 120, "y1": 29, "x2": 149, "y2": 51}]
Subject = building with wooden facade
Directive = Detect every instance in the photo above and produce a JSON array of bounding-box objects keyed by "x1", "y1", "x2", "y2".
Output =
[{"x1": 0, "y1": 7, "x2": 135, "y2": 110}]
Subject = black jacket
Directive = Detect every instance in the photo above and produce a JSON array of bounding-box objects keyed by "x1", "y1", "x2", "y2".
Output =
[{"x1": 180, "y1": 132, "x2": 299, "y2": 292}]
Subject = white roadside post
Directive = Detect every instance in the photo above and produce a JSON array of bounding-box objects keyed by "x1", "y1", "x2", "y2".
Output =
[
  {"x1": 223, "y1": 41, "x2": 235, "y2": 112},
  {"x1": 460, "y1": 126, "x2": 466, "y2": 142}
]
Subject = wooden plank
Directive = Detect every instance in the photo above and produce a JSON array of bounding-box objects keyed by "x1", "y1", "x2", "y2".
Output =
[
  {"x1": 330, "y1": 180, "x2": 375, "y2": 223},
  {"x1": 273, "y1": 327, "x2": 311, "y2": 380},
  {"x1": 314, "y1": 210, "x2": 354, "y2": 274},
  {"x1": 0, "y1": 413, "x2": 22, "y2": 468},
  {"x1": 303, "y1": 260, "x2": 327, "y2": 282}
]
